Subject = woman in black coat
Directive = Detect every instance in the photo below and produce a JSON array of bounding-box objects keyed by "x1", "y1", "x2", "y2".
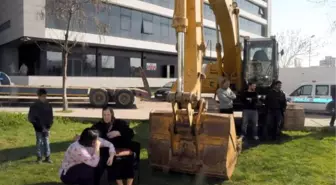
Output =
[{"x1": 92, "y1": 106, "x2": 137, "y2": 185}]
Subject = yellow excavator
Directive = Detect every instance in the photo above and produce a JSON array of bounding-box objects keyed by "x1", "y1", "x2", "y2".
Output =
[{"x1": 148, "y1": 0, "x2": 296, "y2": 179}]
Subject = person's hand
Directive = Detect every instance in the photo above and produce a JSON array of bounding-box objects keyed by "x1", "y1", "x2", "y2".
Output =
[
  {"x1": 106, "y1": 154, "x2": 114, "y2": 166},
  {"x1": 107, "y1": 131, "x2": 121, "y2": 139}
]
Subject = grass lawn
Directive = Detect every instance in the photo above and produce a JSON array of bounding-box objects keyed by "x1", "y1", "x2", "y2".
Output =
[{"x1": 0, "y1": 112, "x2": 335, "y2": 185}]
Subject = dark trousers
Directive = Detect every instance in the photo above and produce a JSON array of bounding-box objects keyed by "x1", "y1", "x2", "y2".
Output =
[
  {"x1": 61, "y1": 163, "x2": 94, "y2": 185},
  {"x1": 94, "y1": 141, "x2": 140, "y2": 185},
  {"x1": 330, "y1": 114, "x2": 335, "y2": 127},
  {"x1": 220, "y1": 108, "x2": 234, "y2": 114},
  {"x1": 263, "y1": 109, "x2": 283, "y2": 140}
]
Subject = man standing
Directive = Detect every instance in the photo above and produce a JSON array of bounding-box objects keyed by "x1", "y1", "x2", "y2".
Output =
[
  {"x1": 240, "y1": 82, "x2": 259, "y2": 141},
  {"x1": 217, "y1": 78, "x2": 236, "y2": 114},
  {"x1": 264, "y1": 81, "x2": 287, "y2": 140},
  {"x1": 28, "y1": 88, "x2": 54, "y2": 163},
  {"x1": 329, "y1": 85, "x2": 335, "y2": 127}
]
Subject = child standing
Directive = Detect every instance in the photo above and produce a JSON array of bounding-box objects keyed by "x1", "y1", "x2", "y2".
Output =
[{"x1": 28, "y1": 88, "x2": 54, "y2": 163}]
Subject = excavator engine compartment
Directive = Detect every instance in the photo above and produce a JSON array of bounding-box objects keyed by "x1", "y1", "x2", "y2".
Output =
[{"x1": 148, "y1": 110, "x2": 242, "y2": 179}]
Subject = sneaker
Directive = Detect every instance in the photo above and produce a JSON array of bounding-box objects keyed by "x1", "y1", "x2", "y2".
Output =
[
  {"x1": 36, "y1": 157, "x2": 42, "y2": 164},
  {"x1": 43, "y1": 156, "x2": 53, "y2": 163},
  {"x1": 253, "y1": 136, "x2": 259, "y2": 141}
]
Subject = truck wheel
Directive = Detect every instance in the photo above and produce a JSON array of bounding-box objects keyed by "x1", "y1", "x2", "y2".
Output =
[
  {"x1": 116, "y1": 90, "x2": 134, "y2": 108},
  {"x1": 326, "y1": 101, "x2": 335, "y2": 114},
  {"x1": 89, "y1": 89, "x2": 109, "y2": 107}
]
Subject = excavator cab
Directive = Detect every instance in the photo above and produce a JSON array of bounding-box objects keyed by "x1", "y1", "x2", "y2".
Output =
[{"x1": 242, "y1": 36, "x2": 280, "y2": 93}]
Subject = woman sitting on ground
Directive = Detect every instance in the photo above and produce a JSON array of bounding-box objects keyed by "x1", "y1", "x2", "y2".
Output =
[
  {"x1": 60, "y1": 128, "x2": 115, "y2": 185},
  {"x1": 92, "y1": 106, "x2": 138, "y2": 185}
]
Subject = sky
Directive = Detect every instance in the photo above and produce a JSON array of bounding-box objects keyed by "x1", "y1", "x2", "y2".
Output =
[{"x1": 271, "y1": 0, "x2": 336, "y2": 66}]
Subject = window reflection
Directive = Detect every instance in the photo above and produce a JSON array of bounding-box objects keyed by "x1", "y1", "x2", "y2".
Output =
[
  {"x1": 45, "y1": 1, "x2": 266, "y2": 52},
  {"x1": 121, "y1": 15, "x2": 131, "y2": 31},
  {"x1": 235, "y1": 0, "x2": 266, "y2": 18},
  {"x1": 82, "y1": 55, "x2": 96, "y2": 76},
  {"x1": 142, "y1": 20, "x2": 153, "y2": 34},
  {"x1": 130, "y1": 58, "x2": 142, "y2": 77},
  {"x1": 101, "y1": 55, "x2": 115, "y2": 76},
  {"x1": 204, "y1": 4, "x2": 215, "y2": 21},
  {"x1": 46, "y1": 51, "x2": 62, "y2": 76},
  {"x1": 239, "y1": 17, "x2": 265, "y2": 36}
]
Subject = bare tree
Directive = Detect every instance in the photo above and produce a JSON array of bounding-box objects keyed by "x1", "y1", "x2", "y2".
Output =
[
  {"x1": 39, "y1": 0, "x2": 110, "y2": 111},
  {"x1": 307, "y1": 0, "x2": 336, "y2": 32},
  {"x1": 276, "y1": 29, "x2": 325, "y2": 68}
]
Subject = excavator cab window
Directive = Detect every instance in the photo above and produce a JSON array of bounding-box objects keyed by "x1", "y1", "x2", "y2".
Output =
[{"x1": 243, "y1": 39, "x2": 277, "y2": 88}]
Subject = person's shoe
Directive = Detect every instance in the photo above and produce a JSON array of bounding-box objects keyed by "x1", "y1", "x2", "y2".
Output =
[
  {"x1": 253, "y1": 136, "x2": 259, "y2": 141},
  {"x1": 36, "y1": 157, "x2": 42, "y2": 164},
  {"x1": 43, "y1": 156, "x2": 53, "y2": 163}
]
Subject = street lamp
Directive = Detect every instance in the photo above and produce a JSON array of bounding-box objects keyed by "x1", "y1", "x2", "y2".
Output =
[{"x1": 309, "y1": 35, "x2": 315, "y2": 67}]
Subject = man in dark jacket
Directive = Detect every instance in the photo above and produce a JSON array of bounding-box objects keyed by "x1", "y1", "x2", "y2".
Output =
[
  {"x1": 329, "y1": 85, "x2": 335, "y2": 127},
  {"x1": 28, "y1": 88, "x2": 53, "y2": 163},
  {"x1": 240, "y1": 81, "x2": 259, "y2": 141},
  {"x1": 263, "y1": 80, "x2": 287, "y2": 140}
]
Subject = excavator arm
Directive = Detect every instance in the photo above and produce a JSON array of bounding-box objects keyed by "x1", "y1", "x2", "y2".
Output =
[
  {"x1": 210, "y1": 0, "x2": 242, "y2": 91},
  {"x1": 148, "y1": 0, "x2": 240, "y2": 179}
]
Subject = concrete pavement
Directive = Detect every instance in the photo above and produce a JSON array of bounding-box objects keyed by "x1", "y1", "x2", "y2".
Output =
[{"x1": 0, "y1": 100, "x2": 332, "y2": 128}]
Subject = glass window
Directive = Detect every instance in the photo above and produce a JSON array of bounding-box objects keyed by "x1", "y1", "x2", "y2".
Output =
[
  {"x1": 239, "y1": 17, "x2": 265, "y2": 36},
  {"x1": 102, "y1": 55, "x2": 115, "y2": 69},
  {"x1": 101, "y1": 55, "x2": 115, "y2": 77},
  {"x1": 82, "y1": 54, "x2": 96, "y2": 76},
  {"x1": 121, "y1": 15, "x2": 131, "y2": 31},
  {"x1": 204, "y1": 28, "x2": 216, "y2": 52},
  {"x1": 204, "y1": 4, "x2": 215, "y2": 21},
  {"x1": 130, "y1": 58, "x2": 142, "y2": 77},
  {"x1": 315, "y1": 85, "x2": 329, "y2": 96},
  {"x1": 160, "y1": 23, "x2": 169, "y2": 37},
  {"x1": 130, "y1": 58, "x2": 141, "y2": 67},
  {"x1": 142, "y1": 20, "x2": 153, "y2": 34},
  {"x1": 121, "y1": 7, "x2": 132, "y2": 16},
  {"x1": 235, "y1": 0, "x2": 266, "y2": 18},
  {"x1": 291, "y1": 85, "x2": 313, "y2": 96},
  {"x1": 46, "y1": 51, "x2": 62, "y2": 76}
]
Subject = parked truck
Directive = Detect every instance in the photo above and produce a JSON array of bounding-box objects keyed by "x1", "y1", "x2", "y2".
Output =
[{"x1": 0, "y1": 67, "x2": 151, "y2": 108}]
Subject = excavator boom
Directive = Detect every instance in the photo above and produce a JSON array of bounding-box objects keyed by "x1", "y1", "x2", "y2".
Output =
[{"x1": 148, "y1": 0, "x2": 240, "y2": 179}]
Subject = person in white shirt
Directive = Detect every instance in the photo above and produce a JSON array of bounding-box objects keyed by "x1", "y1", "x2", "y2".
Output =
[
  {"x1": 217, "y1": 78, "x2": 236, "y2": 114},
  {"x1": 59, "y1": 128, "x2": 115, "y2": 185}
]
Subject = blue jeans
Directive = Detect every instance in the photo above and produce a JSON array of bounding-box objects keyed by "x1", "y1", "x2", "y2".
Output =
[
  {"x1": 241, "y1": 109, "x2": 258, "y2": 137},
  {"x1": 35, "y1": 131, "x2": 51, "y2": 158}
]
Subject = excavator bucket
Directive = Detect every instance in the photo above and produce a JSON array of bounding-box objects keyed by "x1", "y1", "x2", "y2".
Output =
[{"x1": 148, "y1": 110, "x2": 241, "y2": 179}]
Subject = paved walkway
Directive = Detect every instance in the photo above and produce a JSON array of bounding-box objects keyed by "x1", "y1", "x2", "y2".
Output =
[{"x1": 0, "y1": 100, "x2": 331, "y2": 127}]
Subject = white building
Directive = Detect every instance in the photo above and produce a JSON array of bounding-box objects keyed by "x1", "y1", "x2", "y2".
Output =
[
  {"x1": 0, "y1": 0, "x2": 271, "y2": 88},
  {"x1": 320, "y1": 56, "x2": 336, "y2": 67}
]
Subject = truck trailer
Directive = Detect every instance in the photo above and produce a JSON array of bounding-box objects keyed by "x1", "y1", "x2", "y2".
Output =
[{"x1": 0, "y1": 67, "x2": 151, "y2": 108}]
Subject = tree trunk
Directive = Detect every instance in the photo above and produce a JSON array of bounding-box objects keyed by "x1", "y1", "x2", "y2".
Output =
[{"x1": 62, "y1": 50, "x2": 68, "y2": 111}]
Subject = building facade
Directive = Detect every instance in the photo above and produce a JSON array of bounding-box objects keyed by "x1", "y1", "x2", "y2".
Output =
[
  {"x1": 0, "y1": 0, "x2": 271, "y2": 87},
  {"x1": 319, "y1": 56, "x2": 336, "y2": 67}
]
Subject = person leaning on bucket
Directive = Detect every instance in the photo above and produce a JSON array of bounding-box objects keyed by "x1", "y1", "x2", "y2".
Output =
[{"x1": 217, "y1": 78, "x2": 236, "y2": 114}]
